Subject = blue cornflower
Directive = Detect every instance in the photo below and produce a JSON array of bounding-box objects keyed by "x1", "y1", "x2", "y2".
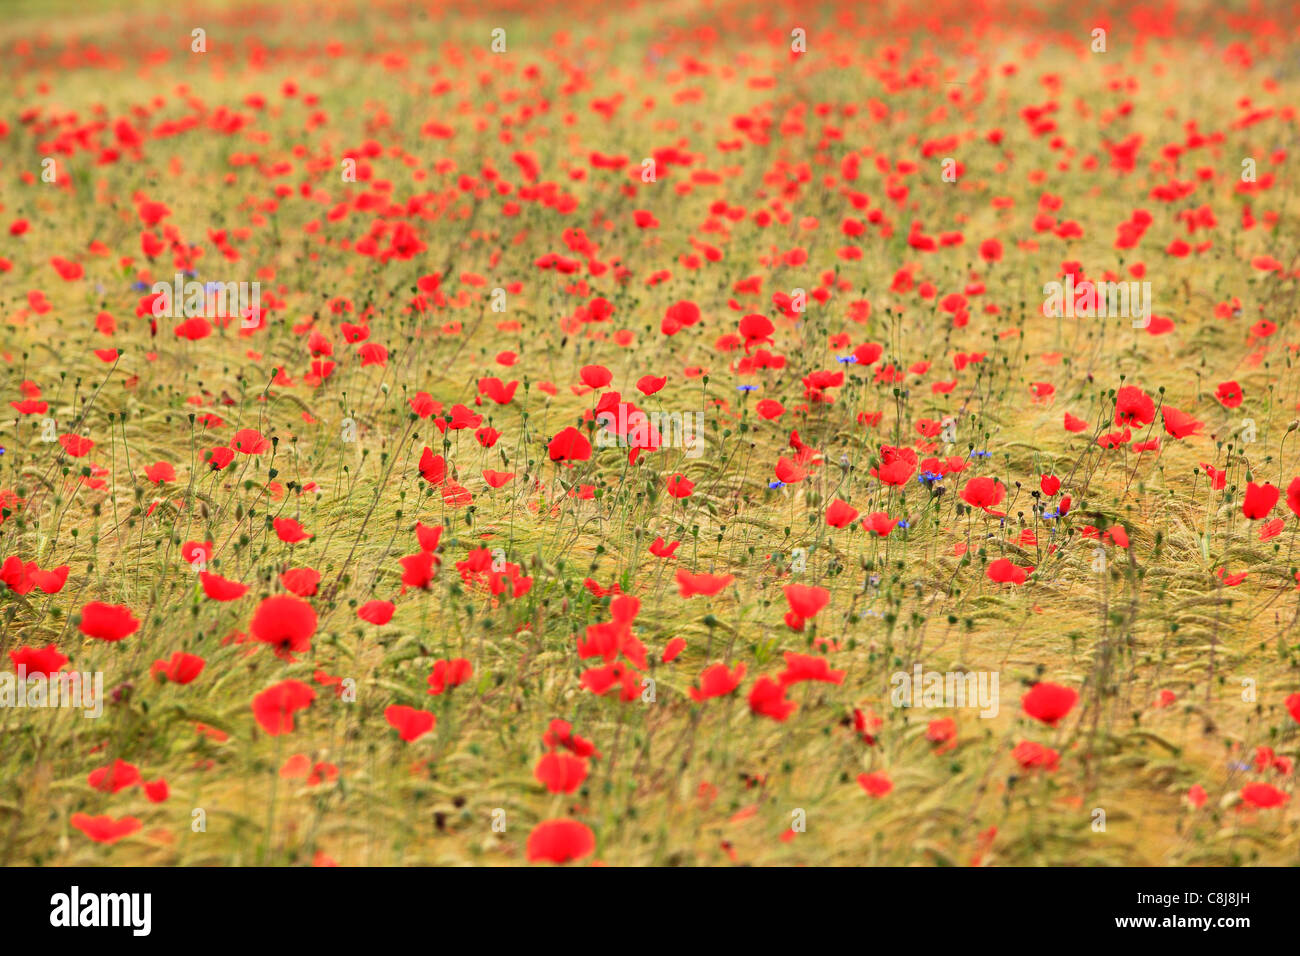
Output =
[
  {"x1": 836, "y1": 354, "x2": 858, "y2": 364},
  {"x1": 895, "y1": 519, "x2": 910, "y2": 529},
  {"x1": 737, "y1": 384, "x2": 757, "y2": 392},
  {"x1": 768, "y1": 480, "x2": 785, "y2": 489},
  {"x1": 969, "y1": 450, "x2": 991, "y2": 459}
]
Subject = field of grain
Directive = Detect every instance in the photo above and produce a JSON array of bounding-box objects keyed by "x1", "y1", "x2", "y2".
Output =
[{"x1": 1, "y1": 0, "x2": 1299, "y2": 867}]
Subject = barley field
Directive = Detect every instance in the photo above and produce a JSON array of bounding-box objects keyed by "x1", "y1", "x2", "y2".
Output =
[{"x1": 1, "y1": 0, "x2": 1299, "y2": 867}]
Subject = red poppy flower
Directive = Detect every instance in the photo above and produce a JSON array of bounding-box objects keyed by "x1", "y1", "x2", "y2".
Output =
[
  {"x1": 174, "y1": 317, "x2": 211, "y2": 341},
  {"x1": 230, "y1": 427, "x2": 271, "y2": 454},
  {"x1": 181, "y1": 541, "x2": 214, "y2": 567},
  {"x1": 143, "y1": 461, "x2": 175, "y2": 484},
  {"x1": 872, "y1": 446, "x2": 917, "y2": 485},
  {"x1": 535, "y1": 752, "x2": 588, "y2": 793},
  {"x1": 987, "y1": 558, "x2": 1032, "y2": 584},
  {"x1": 88, "y1": 758, "x2": 141, "y2": 793},
  {"x1": 9, "y1": 644, "x2": 68, "y2": 677},
  {"x1": 478, "y1": 377, "x2": 519, "y2": 405},
  {"x1": 1242, "y1": 481, "x2": 1278, "y2": 520},
  {"x1": 384, "y1": 705, "x2": 436, "y2": 742},
  {"x1": 1215, "y1": 381, "x2": 1243, "y2": 408},
  {"x1": 280, "y1": 567, "x2": 321, "y2": 596},
  {"x1": 427, "y1": 658, "x2": 473, "y2": 695},
  {"x1": 778, "y1": 652, "x2": 845, "y2": 686},
  {"x1": 251, "y1": 679, "x2": 316, "y2": 735},
  {"x1": 415, "y1": 522, "x2": 444, "y2": 552},
  {"x1": 28, "y1": 564, "x2": 67, "y2": 593},
  {"x1": 579, "y1": 364, "x2": 612, "y2": 388},
  {"x1": 548, "y1": 426, "x2": 592, "y2": 463},
  {"x1": 857, "y1": 771, "x2": 893, "y2": 797},
  {"x1": 70, "y1": 813, "x2": 142, "y2": 845},
  {"x1": 1021, "y1": 681, "x2": 1078, "y2": 726},
  {"x1": 738, "y1": 314, "x2": 775, "y2": 351},
  {"x1": 960, "y1": 476, "x2": 1006, "y2": 513},
  {"x1": 774, "y1": 457, "x2": 807, "y2": 484},
  {"x1": 400, "y1": 551, "x2": 437, "y2": 592},
  {"x1": 273, "y1": 517, "x2": 314, "y2": 542},
  {"x1": 1239, "y1": 783, "x2": 1289, "y2": 809},
  {"x1": 10, "y1": 398, "x2": 47, "y2": 415},
  {"x1": 79, "y1": 601, "x2": 141, "y2": 641},
  {"x1": 784, "y1": 584, "x2": 830, "y2": 621},
  {"x1": 144, "y1": 779, "x2": 170, "y2": 803},
  {"x1": 688, "y1": 661, "x2": 746, "y2": 701},
  {"x1": 526, "y1": 819, "x2": 596, "y2": 864},
  {"x1": 676, "y1": 568, "x2": 734, "y2": 597},
  {"x1": 665, "y1": 474, "x2": 694, "y2": 498},
  {"x1": 1, "y1": 557, "x2": 34, "y2": 595},
  {"x1": 542, "y1": 719, "x2": 602, "y2": 759},
  {"x1": 1286, "y1": 478, "x2": 1300, "y2": 519},
  {"x1": 1285, "y1": 693, "x2": 1300, "y2": 724},
  {"x1": 1012, "y1": 741, "x2": 1060, "y2": 771},
  {"x1": 926, "y1": 718, "x2": 958, "y2": 753},
  {"x1": 150, "y1": 651, "x2": 206, "y2": 684},
  {"x1": 637, "y1": 374, "x2": 667, "y2": 395},
  {"x1": 1113, "y1": 385, "x2": 1155, "y2": 427},
  {"x1": 358, "y1": 600, "x2": 396, "y2": 625},
  {"x1": 409, "y1": 393, "x2": 440, "y2": 418},
  {"x1": 59, "y1": 434, "x2": 94, "y2": 457},
  {"x1": 205, "y1": 446, "x2": 236, "y2": 470},
  {"x1": 825, "y1": 499, "x2": 859, "y2": 528},
  {"x1": 1161, "y1": 406, "x2": 1202, "y2": 439},
  {"x1": 749, "y1": 676, "x2": 797, "y2": 721},
  {"x1": 137, "y1": 199, "x2": 170, "y2": 226},
  {"x1": 199, "y1": 571, "x2": 249, "y2": 601},
  {"x1": 249, "y1": 594, "x2": 317, "y2": 659},
  {"x1": 649, "y1": 537, "x2": 680, "y2": 559}
]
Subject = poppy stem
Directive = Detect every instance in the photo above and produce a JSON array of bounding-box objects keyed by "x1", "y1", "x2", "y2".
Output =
[{"x1": 260, "y1": 734, "x2": 284, "y2": 864}]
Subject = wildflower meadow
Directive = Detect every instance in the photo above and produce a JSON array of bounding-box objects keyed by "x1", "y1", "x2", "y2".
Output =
[{"x1": 1, "y1": 0, "x2": 1299, "y2": 875}]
